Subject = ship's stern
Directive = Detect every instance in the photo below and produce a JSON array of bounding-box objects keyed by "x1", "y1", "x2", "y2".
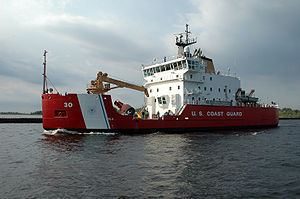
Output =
[
  {"x1": 42, "y1": 93, "x2": 86, "y2": 130},
  {"x1": 42, "y1": 93, "x2": 113, "y2": 131}
]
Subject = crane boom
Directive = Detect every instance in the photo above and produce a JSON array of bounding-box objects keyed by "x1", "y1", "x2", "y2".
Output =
[{"x1": 87, "y1": 71, "x2": 149, "y2": 97}]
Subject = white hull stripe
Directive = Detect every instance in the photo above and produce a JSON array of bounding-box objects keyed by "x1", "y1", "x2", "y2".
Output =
[
  {"x1": 77, "y1": 94, "x2": 110, "y2": 129},
  {"x1": 98, "y1": 95, "x2": 110, "y2": 129}
]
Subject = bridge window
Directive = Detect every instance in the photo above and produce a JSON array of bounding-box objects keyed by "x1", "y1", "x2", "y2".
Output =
[
  {"x1": 170, "y1": 63, "x2": 175, "y2": 69},
  {"x1": 187, "y1": 60, "x2": 191, "y2": 68},
  {"x1": 187, "y1": 60, "x2": 199, "y2": 70},
  {"x1": 182, "y1": 60, "x2": 187, "y2": 68},
  {"x1": 174, "y1": 62, "x2": 178, "y2": 70},
  {"x1": 166, "y1": 64, "x2": 171, "y2": 70},
  {"x1": 150, "y1": 68, "x2": 154, "y2": 75},
  {"x1": 155, "y1": 67, "x2": 161, "y2": 73},
  {"x1": 194, "y1": 60, "x2": 200, "y2": 69},
  {"x1": 178, "y1": 61, "x2": 182, "y2": 69}
]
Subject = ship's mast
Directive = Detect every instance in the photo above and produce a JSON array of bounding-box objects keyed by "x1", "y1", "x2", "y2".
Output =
[
  {"x1": 42, "y1": 50, "x2": 48, "y2": 94},
  {"x1": 175, "y1": 24, "x2": 197, "y2": 57}
]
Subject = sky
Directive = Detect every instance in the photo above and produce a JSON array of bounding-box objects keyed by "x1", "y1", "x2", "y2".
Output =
[{"x1": 0, "y1": 0, "x2": 299, "y2": 112}]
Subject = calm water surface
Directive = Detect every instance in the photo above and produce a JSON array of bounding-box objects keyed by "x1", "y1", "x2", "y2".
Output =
[{"x1": 0, "y1": 120, "x2": 299, "y2": 198}]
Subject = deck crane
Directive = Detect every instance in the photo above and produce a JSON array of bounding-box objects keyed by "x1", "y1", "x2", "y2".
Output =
[{"x1": 87, "y1": 71, "x2": 149, "y2": 97}]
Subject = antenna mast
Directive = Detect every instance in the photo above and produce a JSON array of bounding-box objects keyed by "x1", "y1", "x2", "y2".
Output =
[
  {"x1": 175, "y1": 24, "x2": 197, "y2": 57},
  {"x1": 42, "y1": 50, "x2": 48, "y2": 94},
  {"x1": 185, "y1": 24, "x2": 190, "y2": 43}
]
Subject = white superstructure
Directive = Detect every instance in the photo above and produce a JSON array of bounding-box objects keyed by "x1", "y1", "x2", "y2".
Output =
[{"x1": 142, "y1": 25, "x2": 252, "y2": 119}]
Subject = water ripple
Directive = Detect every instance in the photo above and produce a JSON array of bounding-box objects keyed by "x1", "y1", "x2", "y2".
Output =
[{"x1": 0, "y1": 120, "x2": 299, "y2": 198}]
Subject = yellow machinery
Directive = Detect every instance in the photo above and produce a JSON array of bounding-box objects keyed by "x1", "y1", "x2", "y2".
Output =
[{"x1": 87, "y1": 71, "x2": 149, "y2": 97}]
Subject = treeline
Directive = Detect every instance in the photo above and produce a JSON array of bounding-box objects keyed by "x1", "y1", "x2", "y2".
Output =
[
  {"x1": 30, "y1": 111, "x2": 42, "y2": 115},
  {"x1": 0, "y1": 111, "x2": 42, "y2": 115},
  {"x1": 0, "y1": 112, "x2": 27, "y2": 115},
  {"x1": 279, "y1": 108, "x2": 300, "y2": 118}
]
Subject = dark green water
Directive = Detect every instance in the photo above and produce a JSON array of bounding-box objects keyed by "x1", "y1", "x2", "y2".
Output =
[{"x1": 0, "y1": 120, "x2": 299, "y2": 198}]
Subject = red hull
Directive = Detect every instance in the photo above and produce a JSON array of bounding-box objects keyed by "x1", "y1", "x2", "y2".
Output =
[{"x1": 42, "y1": 93, "x2": 279, "y2": 132}]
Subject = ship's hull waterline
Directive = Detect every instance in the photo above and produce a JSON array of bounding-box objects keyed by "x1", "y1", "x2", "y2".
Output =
[{"x1": 42, "y1": 94, "x2": 279, "y2": 133}]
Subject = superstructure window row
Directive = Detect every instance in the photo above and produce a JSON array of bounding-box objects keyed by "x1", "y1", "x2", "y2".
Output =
[
  {"x1": 143, "y1": 59, "x2": 203, "y2": 77},
  {"x1": 143, "y1": 60, "x2": 186, "y2": 77},
  {"x1": 151, "y1": 85, "x2": 181, "y2": 93},
  {"x1": 187, "y1": 60, "x2": 203, "y2": 70}
]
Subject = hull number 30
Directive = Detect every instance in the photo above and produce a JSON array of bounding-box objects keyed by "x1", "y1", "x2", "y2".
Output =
[{"x1": 64, "y1": 102, "x2": 73, "y2": 108}]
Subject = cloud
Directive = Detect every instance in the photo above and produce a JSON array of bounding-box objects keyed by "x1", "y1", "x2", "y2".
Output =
[
  {"x1": 0, "y1": 0, "x2": 162, "y2": 111},
  {"x1": 32, "y1": 14, "x2": 150, "y2": 61},
  {"x1": 0, "y1": 0, "x2": 299, "y2": 111},
  {"x1": 0, "y1": 75, "x2": 41, "y2": 112},
  {"x1": 186, "y1": 0, "x2": 300, "y2": 108}
]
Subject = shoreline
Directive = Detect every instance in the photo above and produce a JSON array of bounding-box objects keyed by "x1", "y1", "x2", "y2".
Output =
[
  {"x1": 0, "y1": 118, "x2": 42, "y2": 123},
  {"x1": 279, "y1": 117, "x2": 300, "y2": 120}
]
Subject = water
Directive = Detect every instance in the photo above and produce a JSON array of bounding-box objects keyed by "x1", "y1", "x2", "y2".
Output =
[{"x1": 0, "y1": 121, "x2": 299, "y2": 198}]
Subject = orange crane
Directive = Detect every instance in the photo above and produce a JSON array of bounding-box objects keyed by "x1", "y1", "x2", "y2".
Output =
[{"x1": 87, "y1": 71, "x2": 149, "y2": 97}]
